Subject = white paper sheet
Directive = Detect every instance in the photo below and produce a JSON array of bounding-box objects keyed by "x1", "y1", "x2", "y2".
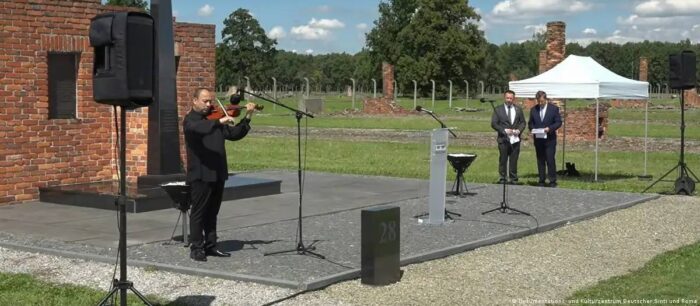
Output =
[{"x1": 532, "y1": 128, "x2": 547, "y2": 139}]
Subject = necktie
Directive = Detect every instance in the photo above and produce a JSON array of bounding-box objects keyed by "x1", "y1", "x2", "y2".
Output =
[
  {"x1": 506, "y1": 106, "x2": 512, "y2": 124},
  {"x1": 540, "y1": 106, "x2": 545, "y2": 121}
]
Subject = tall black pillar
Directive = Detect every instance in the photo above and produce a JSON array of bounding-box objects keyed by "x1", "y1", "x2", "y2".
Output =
[{"x1": 147, "y1": 0, "x2": 182, "y2": 175}]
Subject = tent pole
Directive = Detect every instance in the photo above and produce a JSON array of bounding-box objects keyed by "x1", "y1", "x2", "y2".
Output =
[
  {"x1": 595, "y1": 98, "x2": 599, "y2": 181},
  {"x1": 562, "y1": 100, "x2": 566, "y2": 170}
]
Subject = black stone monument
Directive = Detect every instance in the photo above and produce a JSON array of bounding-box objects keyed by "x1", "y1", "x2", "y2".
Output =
[
  {"x1": 147, "y1": 0, "x2": 182, "y2": 177},
  {"x1": 361, "y1": 206, "x2": 401, "y2": 285}
]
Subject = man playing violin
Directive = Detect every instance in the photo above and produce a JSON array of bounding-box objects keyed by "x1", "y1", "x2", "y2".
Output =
[{"x1": 183, "y1": 88, "x2": 257, "y2": 262}]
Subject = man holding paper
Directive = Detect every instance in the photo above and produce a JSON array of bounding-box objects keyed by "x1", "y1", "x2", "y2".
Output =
[
  {"x1": 491, "y1": 90, "x2": 526, "y2": 184},
  {"x1": 528, "y1": 90, "x2": 562, "y2": 187}
]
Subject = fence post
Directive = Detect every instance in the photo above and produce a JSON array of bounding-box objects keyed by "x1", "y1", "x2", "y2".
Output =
[{"x1": 431, "y1": 79, "x2": 435, "y2": 108}]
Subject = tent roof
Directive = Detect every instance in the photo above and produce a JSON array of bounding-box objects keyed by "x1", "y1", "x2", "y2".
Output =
[{"x1": 509, "y1": 55, "x2": 649, "y2": 100}]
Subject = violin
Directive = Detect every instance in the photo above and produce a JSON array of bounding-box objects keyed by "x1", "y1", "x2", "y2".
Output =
[{"x1": 206, "y1": 97, "x2": 263, "y2": 121}]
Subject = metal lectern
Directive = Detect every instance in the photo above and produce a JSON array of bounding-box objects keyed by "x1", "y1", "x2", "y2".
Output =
[{"x1": 428, "y1": 128, "x2": 449, "y2": 224}]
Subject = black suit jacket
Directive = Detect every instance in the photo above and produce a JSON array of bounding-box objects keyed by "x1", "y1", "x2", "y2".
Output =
[
  {"x1": 528, "y1": 103, "x2": 562, "y2": 143},
  {"x1": 184, "y1": 111, "x2": 251, "y2": 183},
  {"x1": 491, "y1": 103, "x2": 526, "y2": 144}
]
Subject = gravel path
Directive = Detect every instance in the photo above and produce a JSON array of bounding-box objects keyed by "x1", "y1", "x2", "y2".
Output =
[{"x1": 1, "y1": 195, "x2": 698, "y2": 305}]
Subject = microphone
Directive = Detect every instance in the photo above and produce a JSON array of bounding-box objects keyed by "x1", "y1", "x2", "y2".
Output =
[
  {"x1": 415, "y1": 105, "x2": 434, "y2": 114},
  {"x1": 480, "y1": 97, "x2": 496, "y2": 103},
  {"x1": 230, "y1": 93, "x2": 242, "y2": 105}
]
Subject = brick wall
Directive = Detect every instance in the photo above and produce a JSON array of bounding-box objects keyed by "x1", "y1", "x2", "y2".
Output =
[
  {"x1": 544, "y1": 21, "x2": 566, "y2": 72},
  {"x1": 684, "y1": 88, "x2": 700, "y2": 108},
  {"x1": 538, "y1": 50, "x2": 548, "y2": 74},
  {"x1": 0, "y1": 0, "x2": 215, "y2": 205},
  {"x1": 382, "y1": 62, "x2": 394, "y2": 100},
  {"x1": 564, "y1": 105, "x2": 609, "y2": 142},
  {"x1": 639, "y1": 57, "x2": 648, "y2": 82},
  {"x1": 174, "y1": 22, "x2": 216, "y2": 170}
]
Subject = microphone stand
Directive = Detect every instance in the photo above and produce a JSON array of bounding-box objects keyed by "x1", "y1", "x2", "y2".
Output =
[
  {"x1": 481, "y1": 99, "x2": 530, "y2": 216},
  {"x1": 241, "y1": 89, "x2": 325, "y2": 260},
  {"x1": 423, "y1": 110, "x2": 457, "y2": 138}
]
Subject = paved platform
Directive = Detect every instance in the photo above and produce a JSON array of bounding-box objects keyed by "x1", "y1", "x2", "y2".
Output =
[{"x1": 0, "y1": 171, "x2": 657, "y2": 290}]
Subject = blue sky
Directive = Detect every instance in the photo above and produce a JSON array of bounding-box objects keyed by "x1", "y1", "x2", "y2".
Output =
[{"x1": 155, "y1": 0, "x2": 700, "y2": 54}]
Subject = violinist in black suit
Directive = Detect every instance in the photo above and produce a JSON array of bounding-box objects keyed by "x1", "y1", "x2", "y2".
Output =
[
  {"x1": 491, "y1": 90, "x2": 526, "y2": 184},
  {"x1": 528, "y1": 90, "x2": 562, "y2": 187},
  {"x1": 183, "y1": 88, "x2": 256, "y2": 261}
]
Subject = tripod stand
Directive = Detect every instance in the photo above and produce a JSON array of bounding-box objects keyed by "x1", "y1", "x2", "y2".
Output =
[
  {"x1": 481, "y1": 169, "x2": 531, "y2": 216},
  {"x1": 643, "y1": 89, "x2": 699, "y2": 194},
  {"x1": 239, "y1": 90, "x2": 324, "y2": 259},
  {"x1": 481, "y1": 100, "x2": 530, "y2": 216},
  {"x1": 98, "y1": 107, "x2": 152, "y2": 306}
]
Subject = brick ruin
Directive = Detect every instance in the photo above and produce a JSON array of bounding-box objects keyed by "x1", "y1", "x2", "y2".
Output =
[
  {"x1": 520, "y1": 21, "x2": 609, "y2": 143},
  {"x1": 362, "y1": 62, "x2": 409, "y2": 115},
  {"x1": 0, "y1": 0, "x2": 215, "y2": 204},
  {"x1": 544, "y1": 21, "x2": 566, "y2": 72},
  {"x1": 610, "y1": 57, "x2": 649, "y2": 108},
  {"x1": 684, "y1": 88, "x2": 700, "y2": 107}
]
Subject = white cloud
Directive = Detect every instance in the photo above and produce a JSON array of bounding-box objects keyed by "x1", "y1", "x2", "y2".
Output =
[
  {"x1": 290, "y1": 18, "x2": 345, "y2": 41},
  {"x1": 305, "y1": 49, "x2": 314, "y2": 54},
  {"x1": 582, "y1": 28, "x2": 597, "y2": 35},
  {"x1": 292, "y1": 49, "x2": 298, "y2": 53},
  {"x1": 291, "y1": 25, "x2": 330, "y2": 40},
  {"x1": 523, "y1": 24, "x2": 546, "y2": 34},
  {"x1": 309, "y1": 18, "x2": 345, "y2": 29},
  {"x1": 197, "y1": 4, "x2": 214, "y2": 17},
  {"x1": 635, "y1": 0, "x2": 700, "y2": 17},
  {"x1": 613, "y1": 12, "x2": 700, "y2": 44},
  {"x1": 268, "y1": 26, "x2": 286, "y2": 39},
  {"x1": 172, "y1": 10, "x2": 179, "y2": 18},
  {"x1": 356, "y1": 23, "x2": 368, "y2": 31},
  {"x1": 492, "y1": 0, "x2": 592, "y2": 17}
]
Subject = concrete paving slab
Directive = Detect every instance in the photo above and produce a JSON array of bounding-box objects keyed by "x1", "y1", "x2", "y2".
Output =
[{"x1": 0, "y1": 171, "x2": 657, "y2": 290}]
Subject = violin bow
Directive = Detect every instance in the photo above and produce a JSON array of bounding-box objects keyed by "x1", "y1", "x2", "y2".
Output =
[{"x1": 215, "y1": 97, "x2": 235, "y2": 120}]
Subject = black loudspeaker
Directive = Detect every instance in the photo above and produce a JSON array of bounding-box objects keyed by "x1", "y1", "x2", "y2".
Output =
[
  {"x1": 669, "y1": 51, "x2": 696, "y2": 90},
  {"x1": 89, "y1": 12, "x2": 154, "y2": 108}
]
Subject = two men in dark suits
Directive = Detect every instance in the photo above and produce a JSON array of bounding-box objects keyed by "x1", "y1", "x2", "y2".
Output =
[
  {"x1": 183, "y1": 88, "x2": 257, "y2": 261},
  {"x1": 528, "y1": 90, "x2": 562, "y2": 187},
  {"x1": 491, "y1": 90, "x2": 526, "y2": 184}
]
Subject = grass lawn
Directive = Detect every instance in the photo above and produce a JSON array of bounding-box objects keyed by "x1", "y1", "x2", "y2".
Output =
[
  {"x1": 0, "y1": 272, "x2": 172, "y2": 306},
  {"x1": 566, "y1": 240, "x2": 700, "y2": 305},
  {"x1": 227, "y1": 137, "x2": 699, "y2": 194},
  {"x1": 234, "y1": 94, "x2": 700, "y2": 140}
]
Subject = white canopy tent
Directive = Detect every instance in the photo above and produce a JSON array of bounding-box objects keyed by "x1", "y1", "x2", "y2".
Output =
[{"x1": 509, "y1": 55, "x2": 650, "y2": 181}]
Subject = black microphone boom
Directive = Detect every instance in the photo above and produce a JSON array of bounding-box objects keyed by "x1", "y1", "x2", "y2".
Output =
[
  {"x1": 415, "y1": 105, "x2": 456, "y2": 138},
  {"x1": 415, "y1": 105, "x2": 434, "y2": 114}
]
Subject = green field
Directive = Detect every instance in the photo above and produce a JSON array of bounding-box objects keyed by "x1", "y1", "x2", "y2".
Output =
[
  {"x1": 566, "y1": 241, "x2": 700, "y2": 305},
  {"x1": 225, "y1": 93, "x2": 700, "y2": 139}
]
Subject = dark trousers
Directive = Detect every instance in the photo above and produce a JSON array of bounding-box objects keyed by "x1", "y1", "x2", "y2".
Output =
[
  {"x1": 534, "y1": 140, "x2": 557, "y2": 183},
  {"x1": 498, "y1": 141, "x2": 520, "y2": 181},
  {"x1": 189, "y1": 180, "x2": 225, "y2": 250}
]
